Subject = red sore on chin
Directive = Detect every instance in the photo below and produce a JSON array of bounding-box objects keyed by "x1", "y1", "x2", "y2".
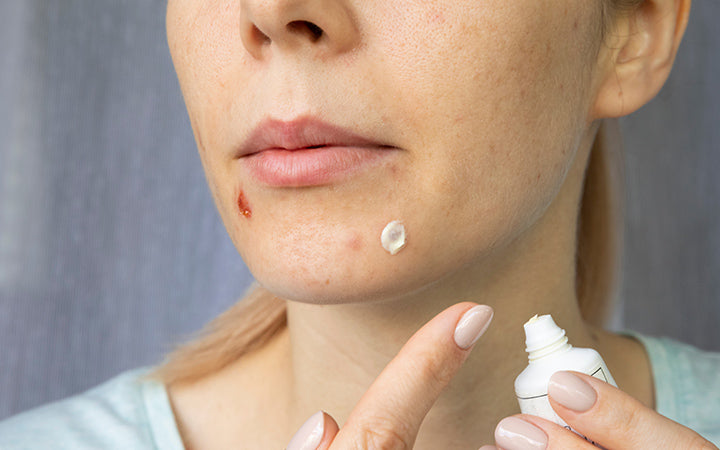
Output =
[{"x1": 237, "y1": 191, "x2": 252, "y2": 218}]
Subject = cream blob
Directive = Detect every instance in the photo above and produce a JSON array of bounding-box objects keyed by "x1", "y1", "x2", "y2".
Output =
[{"x1": 381, "y1": 220, "x2": 406, "y2": 255}]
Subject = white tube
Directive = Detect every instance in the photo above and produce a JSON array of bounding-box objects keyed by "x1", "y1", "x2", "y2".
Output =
[{"x1": 515, "y1": 314, "x2": 616, "y2": 444}]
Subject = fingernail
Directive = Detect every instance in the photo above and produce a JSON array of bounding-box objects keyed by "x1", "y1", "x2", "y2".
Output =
[
  {"x1": 495, "y1": 417, "x2": 548, "y2": 450},
  {"x1": 549, "y1": 371, "x2": 597, "y2": 412},
  {"x1": 454, "y1": 305, "x2": 493, "y2": 349},
  {"x1": 287, "y1": 411, "x2": 325, "y2": 450}
]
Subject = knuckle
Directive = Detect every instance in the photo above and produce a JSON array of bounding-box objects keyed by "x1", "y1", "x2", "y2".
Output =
[
  {"x1": 604, "y1": 398, "x2": 717, "y2": 450},
  {"x1": 607, "y1": 397, "x2": 646, "y2": 437},
  {"x1": 685, "y1": 433, "x2": 718, "y2": 450},
  {"x1": 353, "y1": 416, "x2": 412, "y2": 450},
  {"x1": 412, "y1": 349, "x2": 455, "y2": 389}
]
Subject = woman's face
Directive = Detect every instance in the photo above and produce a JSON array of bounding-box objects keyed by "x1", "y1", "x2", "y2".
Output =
[{"x1": 167, "y1": 0, "x2": 607, "y2": 303}]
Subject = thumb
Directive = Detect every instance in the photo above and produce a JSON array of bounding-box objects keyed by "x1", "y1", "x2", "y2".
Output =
[{"x1": 287, "y1": 411, "x2": 340, "y2": 450}]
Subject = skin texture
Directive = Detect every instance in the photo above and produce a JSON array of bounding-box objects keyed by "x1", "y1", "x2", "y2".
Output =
[
  {"x1": 167, "y1": 0, "x2": 601, "y2": 304},
  {"x1": 165, "y1": 0, "x2": 703, "y2": 448}
]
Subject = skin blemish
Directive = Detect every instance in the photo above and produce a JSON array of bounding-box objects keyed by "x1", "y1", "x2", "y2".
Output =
[
  {"x1": 347, "y1": 233, "x2": 364, "y2": 252},
  {"x1": 428, "y1": 11, "x2": 445, "y2": 24},
  {"x1": 237, "y1": 190, "x2": 252, "y2": 218}
]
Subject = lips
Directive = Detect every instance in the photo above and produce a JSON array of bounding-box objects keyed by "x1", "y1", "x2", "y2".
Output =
[{"x1": 237, "y1": 116, "x2": 397, "y2": 187}]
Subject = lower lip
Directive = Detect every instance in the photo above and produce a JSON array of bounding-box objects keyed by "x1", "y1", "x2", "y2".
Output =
[{"x1": 242, "y1": 146, "x2": 395, "y2": 187}]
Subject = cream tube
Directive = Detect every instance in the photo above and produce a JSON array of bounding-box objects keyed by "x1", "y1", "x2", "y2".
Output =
[{"x1": 514, "y1": 314, "x2": 616, "y2": 444}]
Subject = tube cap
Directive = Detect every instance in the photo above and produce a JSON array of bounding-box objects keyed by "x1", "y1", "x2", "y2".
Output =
[{"x1": 524, "y1": 314, "x2": 566, "y2": 353}]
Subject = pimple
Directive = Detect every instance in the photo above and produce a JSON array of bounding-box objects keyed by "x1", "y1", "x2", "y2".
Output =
[
  {"x1": 347, "y1": 233, "x2": 364, "y2": 251},
  {"x1": 389, "y1": 164, "x2": 399, "y2": 178},
  {"x1": 237, "y1": 190, "x2": 252, "y2": 218},
  {"x1": 425, "y1": 7, "x2": 446, "y2": 25}
]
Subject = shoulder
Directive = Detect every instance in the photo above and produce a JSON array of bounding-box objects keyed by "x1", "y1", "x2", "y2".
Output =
[
  {"x1": 631, "y1": 333, "x2": 720, "y2": 445},
  {"x1": 0, "y1": 367, "x2": 184, "y2": 450}
]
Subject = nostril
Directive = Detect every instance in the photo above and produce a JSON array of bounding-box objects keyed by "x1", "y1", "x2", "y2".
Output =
[
  {"x1": 250, "y1": 24, "x2": 271, "y2": 45},
  {"x1": 287, "y1": 20, "x2": 324, "y2": 42}
]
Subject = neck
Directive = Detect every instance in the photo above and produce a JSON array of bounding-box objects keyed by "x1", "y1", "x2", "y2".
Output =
[{"x1": 284, "y1": 181, "x2": 595, "y2": 447}]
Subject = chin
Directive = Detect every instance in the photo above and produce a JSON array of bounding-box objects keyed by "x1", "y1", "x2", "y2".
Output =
[
  {"x1": 244, "y1": 246, "x2": 441, "y2": 306},
  {"x1": 248, "y1": 265, "x2": 401, "y2": 306}
]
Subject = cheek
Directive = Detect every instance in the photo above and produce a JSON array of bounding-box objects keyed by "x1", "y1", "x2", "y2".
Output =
[
  {"x1": 376, "y1": 3, "x2": 595, "y2": 250},
  {"x1": 168, "y1": 0, "x2": 248, "y2": 150}
]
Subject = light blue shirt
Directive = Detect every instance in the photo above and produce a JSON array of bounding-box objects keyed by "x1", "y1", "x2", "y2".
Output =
[
  {"x1": 0, "y1": 369, "x2": 183, "y2": 449},
  {"x1": 0, "y1": 335, "x2": 718, "y2": 448},
  {"x1": 630, "y1": 334, "x2": 720, "y2": 445}
]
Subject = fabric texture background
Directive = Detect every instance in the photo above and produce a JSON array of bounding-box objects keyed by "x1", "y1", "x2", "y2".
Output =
[{"x1": 1, "y1": 1, "x2": 718, "y2": 420}]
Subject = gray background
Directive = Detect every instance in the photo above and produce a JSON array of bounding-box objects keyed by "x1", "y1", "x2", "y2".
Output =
[{"x1": 0, "y1": 0, "x2": 718, "y2": 421}]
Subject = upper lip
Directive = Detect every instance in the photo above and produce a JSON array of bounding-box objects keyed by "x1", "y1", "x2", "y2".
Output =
[{"x1": 236, "y1": 116, "x2": 391, "y2": 158}]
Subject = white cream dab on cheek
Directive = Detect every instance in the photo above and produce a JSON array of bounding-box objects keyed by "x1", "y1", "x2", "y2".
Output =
[{"x1": 381, "y1": 220, "x2": 406, "y2": 255}]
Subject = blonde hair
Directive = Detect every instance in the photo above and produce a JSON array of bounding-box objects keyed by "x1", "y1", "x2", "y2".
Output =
[{"x1": 151, "y1": 0, "x2": 642, "y2": 385}]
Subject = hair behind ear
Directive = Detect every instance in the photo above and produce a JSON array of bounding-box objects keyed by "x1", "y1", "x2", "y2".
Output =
[
  {"x1": 576, "y1": 118, "x2": 625, "y2": 326},
  {"x1": 147, "y1": 283, "x2": 287, "y2": 385}
]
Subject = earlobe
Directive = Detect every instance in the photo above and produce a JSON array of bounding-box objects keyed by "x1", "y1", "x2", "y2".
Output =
[{"x1": 590, "y1": 0, "x2": 691, "y2": 119}]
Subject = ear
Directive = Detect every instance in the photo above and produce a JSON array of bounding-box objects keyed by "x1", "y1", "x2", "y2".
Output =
[{"x1": 591, "y1": 0, "x2": 691, "y2": 119}]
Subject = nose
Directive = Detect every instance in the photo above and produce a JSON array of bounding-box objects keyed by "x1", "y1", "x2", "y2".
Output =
[{"x1": 240, "y1": 0, "x2": 359, "y2": 59}]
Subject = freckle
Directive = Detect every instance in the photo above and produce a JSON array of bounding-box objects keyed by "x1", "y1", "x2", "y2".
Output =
[
  {"x1": 573, "y1": 20, "x2": 579, "y2": 30},
  {"x1": 237, "y1": 190, "x2": 252, "y2": 218},
  {"x1": 325, "y1": 279, "x2": 330, "y2": 285}
]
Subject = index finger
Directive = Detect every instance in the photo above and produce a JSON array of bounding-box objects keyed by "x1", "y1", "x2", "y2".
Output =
[
  {"x1": 331, "y1": 302, "x2": 493, "y2": 449},
  {"x1": 548, "y1": 371, "x2": 717, "y2": 449}
]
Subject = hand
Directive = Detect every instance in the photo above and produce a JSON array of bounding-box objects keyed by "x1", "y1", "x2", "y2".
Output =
[
  {"x1": 482, "y1": 371, "x2": 718, "y2": 450},
  {"x1": 285, "y1": 302, "x2": 493, "y2": 450}
]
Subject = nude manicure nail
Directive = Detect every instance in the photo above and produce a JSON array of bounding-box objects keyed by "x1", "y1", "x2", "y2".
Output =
[
  {"x1": 495, "y1": 417, "x2": 548, "y2": 450},
  {"x1": 454, "y1": 305, "x2": 493, "y2": 349},
  {"x1": 287, "y1": 411, "x2": 325, "y2": 450},
  {"x1": 549, "y1": 371, "x2": 598, "y2": 412}
]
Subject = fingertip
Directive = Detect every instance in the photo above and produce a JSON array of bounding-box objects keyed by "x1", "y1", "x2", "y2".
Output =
[
  {"x1": 288, "y1": 410, "x2": 338, "y2": 450},
  {"x1": 453, "y1": 304, "x2": 494, "y2": 350},
  {"x1": 548, "y1": 371, "x2": 598, "y2": 413},
  {"x1": 317, "y1": 412, "x2": 340, "y2": 449},
  {"x1": 494, "y1": 416, "x2": 548, "y2": 450}
]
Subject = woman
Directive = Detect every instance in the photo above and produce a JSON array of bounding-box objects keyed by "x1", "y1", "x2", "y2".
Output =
[{"x1": 0, "y1": 0, "x2": 717, "y2": 448}]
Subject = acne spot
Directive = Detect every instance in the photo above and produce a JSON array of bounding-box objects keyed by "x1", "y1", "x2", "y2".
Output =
[
  {"x1": 389, "y1": 164, "x2": 399, "y2": 178},
  {"x1": 427, "y1": 9, "x2": 445, "y2": 25},
  {"x1": 347, "y1": 232, "x2": 364, "y2": 252},
  {"x1": 237, "y1": 190, "x2": 252, "y2": 218}
]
